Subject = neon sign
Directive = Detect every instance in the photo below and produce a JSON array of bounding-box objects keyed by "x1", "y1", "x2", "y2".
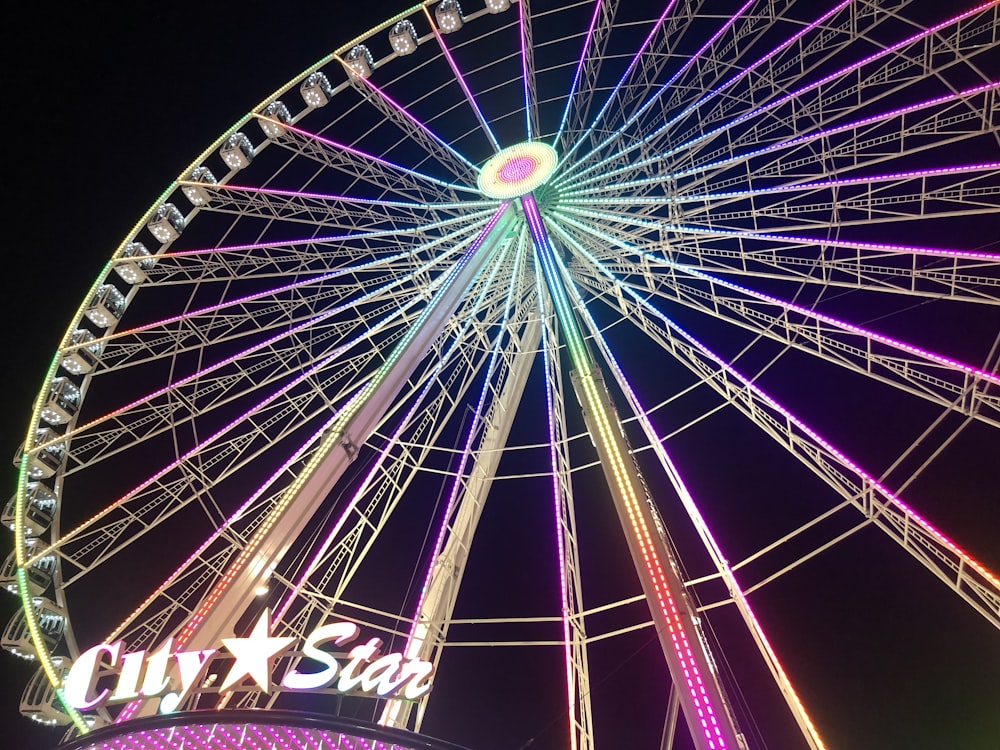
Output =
[{"x1": 62, "y1": 609, "x2": 433, "y2": 713}]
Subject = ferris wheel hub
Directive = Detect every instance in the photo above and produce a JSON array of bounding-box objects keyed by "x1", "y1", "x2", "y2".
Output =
[{"x1": 477, "y1": 141, "x2": 558, "y2": 199}]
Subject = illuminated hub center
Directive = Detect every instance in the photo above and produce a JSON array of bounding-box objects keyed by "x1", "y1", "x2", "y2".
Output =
[{"x1": 478, "y1": 142, "x2": 558, "y2": 200}]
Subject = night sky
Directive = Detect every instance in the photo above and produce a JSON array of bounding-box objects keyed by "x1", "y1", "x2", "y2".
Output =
[{"x1": 2, "y1": 2, "x2": 999, "y2": 750}]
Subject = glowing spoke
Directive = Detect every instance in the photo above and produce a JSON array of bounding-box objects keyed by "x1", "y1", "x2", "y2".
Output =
[
  {"x1": 550, "y1": 212, "x2": 1000, "y2": 427},
  {"x1": 422, "y1": 5, "x2": 502, "y2": 153},
  {"x1": 263, "y1": 119, "x2": 479, "y2": 201}
]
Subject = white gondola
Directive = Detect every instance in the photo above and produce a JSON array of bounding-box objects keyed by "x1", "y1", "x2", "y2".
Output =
[
  {"x1": 0, "y1": 544, "x2": 56, "y2": 596},
  {"x1": 40, "y1": 377, "x2": 80, "y2": 426},
  {"x1": 485, "y1": 0, "x2": 510, "y2": 12},
  {"x1": 21, "y1": 659, "x2": 72, "y2": 726},
  {"x1": 181, "y1": 166, "x2": 217, "y2": 207},
  {"x1": 84, "y1": 283, "x2": 125, "y2": 328},
  {"x1": 259, "y1": 100, "x2": 291, "y2": 138},
  {"x1": 345, "y1": 44, "x2": 374, "y2": 79},
  {"x1": 2, "y1": 483, "x2": 57, "y2": 536},
  {"x1": 221, "y1": 132, "x2": 254, "y2": 170},
  {"x1": 2, "y1": 597, "x2": 67, "y2": 659},
  {"x1": 436, "y1": 0, "x2": 463, "y2": 32},
  {"x1": 389, "y1": 20, "x2": 419, "y2": 56},
  {"x1": 300, "y1": 72, "x2": 333, "y2": 107},
  {"x1": 61, "y1": 328, "x2": 102, "y2": 375},
  {"x1": 147, "y1": 202, "x2": 185, "y2": 243},
  {"x1": 113, "y1": 241, "x2": 156, "y2": 285},
  {"x1": 27, "y1": 429, "x2": 64, "y2": 480}
]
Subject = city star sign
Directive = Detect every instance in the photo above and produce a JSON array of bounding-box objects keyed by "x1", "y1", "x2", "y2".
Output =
[{"x1": 63, "y1": 609, "x2": 434, "y2": 713}]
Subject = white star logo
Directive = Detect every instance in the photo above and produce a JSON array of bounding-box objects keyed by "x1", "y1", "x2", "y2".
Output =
[{"x1": 220, "y1": 608, "x2": 294, "y2": 693}]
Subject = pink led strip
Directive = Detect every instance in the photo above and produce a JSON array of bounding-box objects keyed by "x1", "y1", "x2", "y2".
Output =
[
  {"x1": 676, "y1": 264, "x2": 1000, "y2": 388},
  {"x1": 607, "y1": 274, "x2": 1000, "y2": 591},
  {"x1": 554, "y1": 204, "x2": 1000, "y2": 262},
  {"x1": 271, "y1": 121, "x2": 478, "y2": 193}
]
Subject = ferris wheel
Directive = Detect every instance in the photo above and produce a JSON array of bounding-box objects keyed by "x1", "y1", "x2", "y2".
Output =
[{"x1": 5, "y1": 0, "x2": 1000, "y2": 748}]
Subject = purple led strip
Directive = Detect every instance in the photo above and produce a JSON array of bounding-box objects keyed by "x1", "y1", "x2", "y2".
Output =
[
  {"x1": 575, "y1": 243, "x2": 1000, "y2": 590},
  {"x1": 566, "y1": 162, "x2": 1000, "y2": 203},
  {"x1": 153, "y1": 208, "x2": 496, "y2": 260},
  {"x1": 537, "y1": 271, "x2": 579, "y2": 750},
  {"x1": 561, "y1": 3, "x2": 997, "y2": 188},
  {"x1": 351, "y1": 73, "x2": 480, "y2": 172},
  {"x1": 556, "y1": 0, "x2": 853, "y2": 186},
  {"x1": 266, "y1": 121, "x2": 477, "y2": 193},
  {"x1": 552, "y1": 0, "x2": 606, "y2": 147},
  {"x1": 677, "y1": 264, "x2": 1000, "y2": 386},
  {"x1": 559, "y1": 0, "x2": 679, "y2": 165},
  {"x1": 214, "y1": 182, "x2": 483, "y2": 211},
  {"x1": 555, "y1": 205, "x2": 1000, "y2": 262},
  {"x1": 571, "y1": 79, "x2": 1000, "y2": 191},
  {"x1": 665, "y1": 83, "x2": 1000, "y2": 184},
  {"x1": 424, "y1": 4, "x2": 502, "y2": 152}
]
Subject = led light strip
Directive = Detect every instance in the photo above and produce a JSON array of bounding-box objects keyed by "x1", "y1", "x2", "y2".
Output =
[{"x1": 521, "y1": 195, "x2": 731, "y2": 749}]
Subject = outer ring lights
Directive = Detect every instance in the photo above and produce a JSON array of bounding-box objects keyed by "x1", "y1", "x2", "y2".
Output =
[{"x1": 477, "y1": 142, "x2": 558, "y2": 200}]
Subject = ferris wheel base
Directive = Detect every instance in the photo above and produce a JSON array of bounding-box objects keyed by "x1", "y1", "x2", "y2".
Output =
[{"x1": 57, "y1": 710, "x2": 472, "y2": 750}]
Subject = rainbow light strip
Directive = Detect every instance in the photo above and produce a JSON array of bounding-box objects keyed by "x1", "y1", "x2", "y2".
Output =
[
  {"x1": 536, "y1": 264, "x2": 580, "y2": 750},
  {"x1": 518, "y1": 0, "x2": 534, "y2": 141},
  {"x1": 522, "y1": 194, "x2": 731, "y2": 749},
  {"x1": 553, "y1": 221, "x2": 830, "y2": 747}
]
